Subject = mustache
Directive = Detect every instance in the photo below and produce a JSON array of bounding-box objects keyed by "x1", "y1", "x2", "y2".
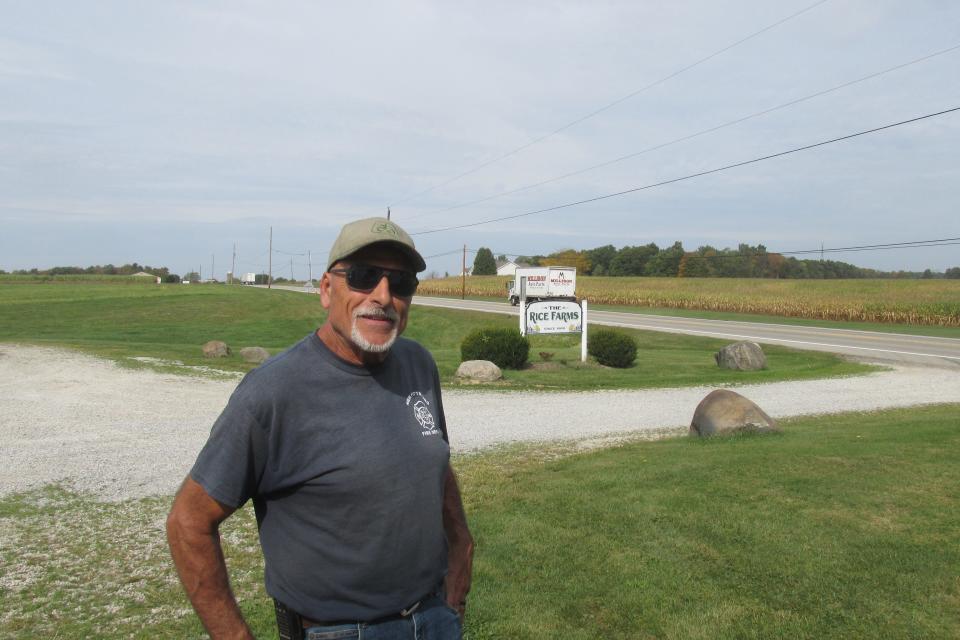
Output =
[{"x1": 352, "y1": 306, "x2": 399, "y2": 322}]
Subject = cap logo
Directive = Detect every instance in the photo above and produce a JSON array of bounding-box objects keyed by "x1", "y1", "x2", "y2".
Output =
[{"x1": 371, "y1": 221, "x2": 402, "y2": 238}]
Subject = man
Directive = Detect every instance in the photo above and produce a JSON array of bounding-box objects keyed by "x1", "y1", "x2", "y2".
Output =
[{"x1": 167, "y1": 217, "x2": 474, "y2": 640}]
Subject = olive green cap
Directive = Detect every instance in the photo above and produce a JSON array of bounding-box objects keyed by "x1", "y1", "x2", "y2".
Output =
[{"x1": 326, "y1": 217, "x2": 426, "y2": 273}]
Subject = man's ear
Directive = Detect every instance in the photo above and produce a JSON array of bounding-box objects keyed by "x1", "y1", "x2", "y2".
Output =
[{"x1": 319, "y1": 272, "x2": 333, "y2": 309}]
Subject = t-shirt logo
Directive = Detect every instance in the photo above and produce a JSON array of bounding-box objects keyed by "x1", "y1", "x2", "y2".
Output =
[{"x1": 406, "y1": 391, "x2": 440, "y2": 437}]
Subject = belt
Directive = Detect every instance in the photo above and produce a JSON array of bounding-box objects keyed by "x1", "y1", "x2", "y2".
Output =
[{"x1": 300, "y1": 598, "x2": 424, "y2": 629}]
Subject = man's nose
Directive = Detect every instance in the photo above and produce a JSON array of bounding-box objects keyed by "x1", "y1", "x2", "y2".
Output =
[{"x1": 367, "y1": 274, "x2": 393, "y2": 305}]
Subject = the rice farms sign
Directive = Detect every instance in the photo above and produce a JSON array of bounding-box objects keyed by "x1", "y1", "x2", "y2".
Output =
[{"x1": 524, "y1": 300, "x2": 583, "y2": 334}]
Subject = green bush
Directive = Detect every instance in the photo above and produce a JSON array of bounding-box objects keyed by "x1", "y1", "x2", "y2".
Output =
[
  {"x1": 461, "y1": 327, "x2": 530, "y2": 369},
  {"x1": 588, "y1": 329, "x2": 637, "y2": 368}
]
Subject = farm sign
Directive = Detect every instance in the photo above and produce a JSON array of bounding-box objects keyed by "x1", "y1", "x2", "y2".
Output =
[{"x1": 525, "y1": 300, "x2": 583, "y2": 334}]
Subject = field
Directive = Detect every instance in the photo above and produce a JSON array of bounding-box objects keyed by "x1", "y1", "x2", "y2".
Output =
[
  {"x1": 418, "y1": 275, "x2": 960, "y2": 327},
  {"x1": 0, "y1": 283, "x2": 874, "y2": 390},
  {"x1": 2, "y1": 404, "x2": 958, "y2": 638}
]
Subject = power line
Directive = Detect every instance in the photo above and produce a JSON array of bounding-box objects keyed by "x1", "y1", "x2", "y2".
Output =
[
  {"x1": 410, "y1": 105, "x2": 960, "y2": 237},
  {"x1": 381, "y1": 0, "x2": 832, "y2": 211},
  {"x1": 402, "y1": 43, "x2": 960, "y2": 223}
]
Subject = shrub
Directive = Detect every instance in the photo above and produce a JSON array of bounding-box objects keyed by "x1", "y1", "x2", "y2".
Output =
[
  {"x1": 588, "y1": 329, "x2": 637, "y2": 368},
  {"x1": 461, "y1": 327, "x2": 530, "y2": 369}
]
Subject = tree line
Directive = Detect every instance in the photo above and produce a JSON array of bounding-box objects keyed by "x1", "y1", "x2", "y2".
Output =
[
  {"x1": 471, "y1": 244, "x2": 960, "y2": 279},
  {"x1": 2, "y1": 263, "x2": 173, "y2": 278}
]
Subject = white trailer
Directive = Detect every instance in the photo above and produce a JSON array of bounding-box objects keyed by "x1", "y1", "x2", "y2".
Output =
[
  {"x1": 507, "y1": 266, "x2": 576, "y2": 306},
  {"x1": 241, "y1": 272, "x2": 257, "y2": 285}
]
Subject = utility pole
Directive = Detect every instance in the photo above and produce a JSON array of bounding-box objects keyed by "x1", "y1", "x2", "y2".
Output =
[
  {"x1": 268, "y1": 226, "x2": 273, "y2": 289},
  {"x1": 387, "y1": 207, "x2": 391, "y2": 220},
  {"x1": 199, "y1": 264, "x2": 202, "y2": 282},
  {"x1": 211, "y1": 254, "x2": 215, "y2": 283},
  {"x1": 461, "y1": 244, "x2": 466, "y2": 300},
  {"x1": 290, "y1": 257, "x2": 294, "y2": 282},
  {"x1": 231, "y1": 243, "x2": 236, "y2": 284},
  {"x1": 308, "y1": 250, "x2": 312, "y2": 285}
]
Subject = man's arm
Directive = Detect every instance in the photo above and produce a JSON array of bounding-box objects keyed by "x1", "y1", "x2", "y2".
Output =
[
  {"x1": 442, "y1": 465, "x2": 474, "y2": 620},
  {"x1": 166, "y1": 475, "x2": 254, "y2": 640}
]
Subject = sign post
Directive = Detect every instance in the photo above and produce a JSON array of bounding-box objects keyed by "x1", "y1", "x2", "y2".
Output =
[{"x1": 581, "y1": 300, "x2": 588, "y2": 362}]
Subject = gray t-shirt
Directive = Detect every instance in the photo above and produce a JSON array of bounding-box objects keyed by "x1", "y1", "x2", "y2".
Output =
[{"x1": 190, "y1": 332, "x2": 451, "y2": 622}]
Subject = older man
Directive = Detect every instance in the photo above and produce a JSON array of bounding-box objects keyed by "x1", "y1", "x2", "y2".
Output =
[{"x1": 167, "y1": 217, "x2": 473, "y2": 640}]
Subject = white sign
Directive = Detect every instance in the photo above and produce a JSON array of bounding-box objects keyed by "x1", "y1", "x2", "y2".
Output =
[{"x1": 525, "y1": 300, "x2": 583, "y2": 334}]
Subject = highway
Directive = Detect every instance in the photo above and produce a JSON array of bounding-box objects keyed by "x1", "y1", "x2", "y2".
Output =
[{"x1": 412, "y1": 296, "x2": 960, "y2": 368}]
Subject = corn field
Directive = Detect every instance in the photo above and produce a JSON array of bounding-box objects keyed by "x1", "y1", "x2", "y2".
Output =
[{"x1": 417, "y1": 276, "x2": 960, "y2": 327}]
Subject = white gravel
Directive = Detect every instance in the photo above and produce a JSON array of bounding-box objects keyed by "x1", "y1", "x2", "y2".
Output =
[{"x1": 2, "y1": 343, "x2": 959, "y2": 502}]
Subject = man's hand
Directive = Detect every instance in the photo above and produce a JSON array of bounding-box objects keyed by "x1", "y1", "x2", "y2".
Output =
[
  {"x1": 166, "y1": 476, "x2": 254, "y2": 640},
  {"x1": 441, "y1": 466, "x2": 474, "y2": 621}
]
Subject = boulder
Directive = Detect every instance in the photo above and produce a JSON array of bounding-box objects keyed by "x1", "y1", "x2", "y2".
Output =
[
  {"x1": 455, "y1": 360, "x2": 503, "y2": 383},
  {"x1": 202, "y1": 340, "x2": 231, "y2": 358},
  {"x1": 240, "y1": 346, "x2": 271, "y2": 364},
  {"x1": 715, "y1": 341, "x2": 767, "y2": 371},
  {"x1": 690, "y1": 389, "x2": 779, "y2": 437}
]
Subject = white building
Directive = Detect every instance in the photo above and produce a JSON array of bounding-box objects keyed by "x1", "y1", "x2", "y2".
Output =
[{"x1": 495, "y1": 260, "x2": 533, "y2": 276}]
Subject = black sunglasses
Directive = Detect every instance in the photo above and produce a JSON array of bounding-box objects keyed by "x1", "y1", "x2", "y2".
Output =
[{"x1": 329, "y1": 264, "x2": 419, "y2": 297}]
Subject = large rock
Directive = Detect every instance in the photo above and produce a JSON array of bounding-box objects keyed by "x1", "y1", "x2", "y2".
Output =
[
  {"x1": 202, "y1": 340, "x2": 231, "y2": 358},
  {"x1": 690, "y1": 389, "x2": 779, "y2": 437},
  {"x1": 455, "y1": 360, "x2": 503, "y2": 383},
  {"x1": 715, "y1": 341, "x2": 767, "y2": 371},
  {"x1": 240, "y1": 346, "x2": 270, "y2": 364}
]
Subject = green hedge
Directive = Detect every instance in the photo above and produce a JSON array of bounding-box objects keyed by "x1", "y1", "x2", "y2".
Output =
[
  {"x1": 588, "y1": 328, "x2": 637, "y2": 368},
  {"x1": 460, "y1": 327, "x2": 530, "y2": 369}
]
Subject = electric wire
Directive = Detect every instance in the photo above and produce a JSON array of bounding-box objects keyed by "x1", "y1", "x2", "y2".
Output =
[
  {"x1": 379, "y1": 0, "x2": 832, "y2": 211},
  {"x1": 401, "y1": 43, "x2": 960, "y2": 223},
  {"x1": 409, "y1": 106, "x2": 960, "y2": 237}
]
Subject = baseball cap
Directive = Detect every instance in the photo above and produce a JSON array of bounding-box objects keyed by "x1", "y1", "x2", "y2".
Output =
[{"x1": 326, "y1": 217, "x2": 426, "y2": 273}]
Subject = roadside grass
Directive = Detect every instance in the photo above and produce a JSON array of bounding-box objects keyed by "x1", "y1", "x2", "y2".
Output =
[
  {"x1": 0, "y1": 283, "x2": 875, "y2": 390},
  {"x1": 1, "y1": 405, "x2": 958, "y2": 638}
]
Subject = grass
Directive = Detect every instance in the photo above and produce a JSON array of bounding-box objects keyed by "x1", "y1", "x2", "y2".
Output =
[
  {"x1": 0, "y1": 283, "x2": 875, "y2": 390},
  {"x1": 2, "y1": 405, "x2": 958, "y2": 638},
  {"x1": 418, "y1": 275, "x2": 960, "y2": 328}
]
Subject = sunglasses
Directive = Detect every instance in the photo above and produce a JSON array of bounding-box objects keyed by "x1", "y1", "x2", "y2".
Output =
[{"x1": 329, "y1": 264, "x2": 419, "y2": 297}]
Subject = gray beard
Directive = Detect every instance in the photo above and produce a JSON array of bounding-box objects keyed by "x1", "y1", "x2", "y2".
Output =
[{"x1": 350, "y1": 306, "x2": 399, "y2": 353}]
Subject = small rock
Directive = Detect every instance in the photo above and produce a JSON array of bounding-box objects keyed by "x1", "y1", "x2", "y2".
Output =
[
  {"x1": 690, "y1": 389, "x2": 779, "y2": 437},
  {"x1": 240, "y1": 346, "x2": 271, "y2": 364},
  {"x1": 202, "y1": 340, "x2": 231, "y2": 358},
  {"x1": 715, "y1": 341, "x2": 767, "y2": 371},
  {"x1": 455, "y1": 360, "x2": 503, "y2": 382}
]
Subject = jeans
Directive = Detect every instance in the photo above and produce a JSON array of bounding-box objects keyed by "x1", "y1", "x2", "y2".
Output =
[{"x1": 304, "y1": 594, "x2": 462, "y2": 640}]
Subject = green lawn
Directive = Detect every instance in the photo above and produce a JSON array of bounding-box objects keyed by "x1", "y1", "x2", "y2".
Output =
[
  {"x1": 0, "y1": 283, "x2": 874, "y2": 390},
  {"x1": 2, "y1": 405, "x2": 957, "y2": 638}
]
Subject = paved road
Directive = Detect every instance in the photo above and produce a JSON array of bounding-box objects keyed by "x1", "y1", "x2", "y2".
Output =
[{"x1": 411, "y1": 296, "x2": 960, "y2": 368}]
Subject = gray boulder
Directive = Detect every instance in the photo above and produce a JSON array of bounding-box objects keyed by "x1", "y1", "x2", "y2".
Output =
[
  {"x1": 715, "y1": 341, "x2": 767, "y2": 371},
  {"x1": 690, "y1": 389, "x2": 779, "y2": 437},
  {"x1": 240, "y1": 346, "x2": 271, "y2": 364},
  {"x1": 455, "y1": 360, "x2": 503, "y2": 383},
  {"x1": 202, "y1": 340, "x2": 231, "y2": 358}
]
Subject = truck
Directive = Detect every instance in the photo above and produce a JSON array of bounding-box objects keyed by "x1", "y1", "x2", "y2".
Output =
[
  {"x1": 241, "y1": 272, "x2": 257, "y2": 285},
  {"x1": 507, "y1": 266, "x2": 576, "y2": 306}
]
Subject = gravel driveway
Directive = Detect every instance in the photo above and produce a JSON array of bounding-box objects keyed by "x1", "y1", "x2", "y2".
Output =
[{"x1": 2, "y1": 343, "x2": 959, "y2": 502}]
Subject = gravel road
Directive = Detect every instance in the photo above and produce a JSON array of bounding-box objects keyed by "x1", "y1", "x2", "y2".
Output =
[{"x1": 2, "y1": 343, "x2": 959, "y2": 502}]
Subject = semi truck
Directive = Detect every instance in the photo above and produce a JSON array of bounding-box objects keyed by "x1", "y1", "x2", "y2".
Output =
[
  {"x1": 241, "y1": 273, "x2": 257, "y2": 285},
  {"x1": 507, "y1": 266, "x2": 576, "y2": 306}
]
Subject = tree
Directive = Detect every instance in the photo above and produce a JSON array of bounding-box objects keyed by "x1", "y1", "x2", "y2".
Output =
[
  {"x1": 545, "y1": 249, "x2": 591, "y2": 274},
  {"x1": 946, "y1": 267, "x2": 960, "y2": 279},
  {"x1": 644, "y1": 242, "x2": 685, "y2": 277},
  {"x1": 609, "y1": 243, "x2": 659, "y2": 276},
  {"x1": 164, "y1": 274, "x2": 181, "y2": 283},
  {"x1": 585, "y1": 245, "x2": 617, "y2": 275},
  {"x1": 472, "y1": 247, "x2": 497, "y2": 275},
  {"x1": 183, "y1": 271, "x2": 200, "y2": 282}
]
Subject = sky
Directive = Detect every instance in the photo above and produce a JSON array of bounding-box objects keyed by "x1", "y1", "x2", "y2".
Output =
[{"x1": 2, "y1": 0, "x2": 959, "y2": 279}]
